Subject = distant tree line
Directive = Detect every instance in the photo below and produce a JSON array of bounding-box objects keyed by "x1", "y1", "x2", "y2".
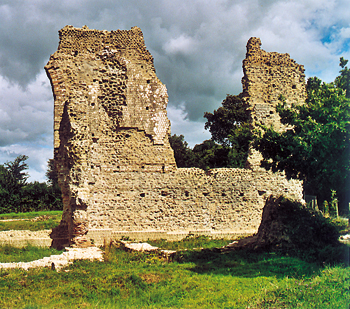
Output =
[
  {"x1": 0, "y1": 155, "x2": 62, "y2": 214},
  {"x1": 170, "y1": 58, "x2": 350, "y2": 215}
]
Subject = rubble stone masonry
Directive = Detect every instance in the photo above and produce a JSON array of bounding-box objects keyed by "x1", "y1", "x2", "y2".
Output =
[
  {"x1": 242, "y1": 37, "x2": 307, "y2": 167},
  {"x1": 46, "y1": 27, "x2": 304, "y2": 248}
]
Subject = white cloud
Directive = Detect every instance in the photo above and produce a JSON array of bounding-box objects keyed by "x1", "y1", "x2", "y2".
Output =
[
  {"x1": 0, "y1": 71, "x2": 53, "y2": 181},
  {"x1": 168, "y1": 104, "x2": 211, "y2": 148},
  {"x1": 339, "y1": 27, "x2": 350, "y2": 39},
  {"x1": 0, "y1": 143, "x2": 53, "y2": 183},
  {"x1": 0, "y1": 71, "x2": 53, "y2": 146},
  {"x1": 163, "y1": 34, "x2": 197, "y2": 55}
]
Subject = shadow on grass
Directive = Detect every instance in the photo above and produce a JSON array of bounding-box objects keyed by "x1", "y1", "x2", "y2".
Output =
[{"x1": 176, "y1": 244, "x2": 349, "y2": 279}]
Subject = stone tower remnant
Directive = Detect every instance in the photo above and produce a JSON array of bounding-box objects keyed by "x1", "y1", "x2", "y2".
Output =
[
  {"x1": 46, "y1": 27, "x2": 304, "y2": 248},
  {"x1": 45, "y1": 25, "x2": 175, "y2": 247},
  {"x1": 242, "y1": 37, "x2": 307, "y2": 167}
]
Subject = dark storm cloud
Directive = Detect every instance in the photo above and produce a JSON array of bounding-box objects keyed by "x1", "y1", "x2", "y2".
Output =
[
  {"x1": 0, "y1": 0, "x2": 349, "y2": 180},
  {"x1": 0, "y1": 0, "x2": 279, "y2": 118}
]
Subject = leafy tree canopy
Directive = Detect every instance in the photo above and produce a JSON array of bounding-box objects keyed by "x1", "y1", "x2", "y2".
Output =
[
  {"x1": 169, "y1": 134, "x2": 196, "y2": 168},
  {"x1": 204, "y1": 94, "x2": 252, "y2": 167},
  {"x1": 0, "y1": 155, "x2": 29, "y2": 195},
  {"x1": 192, "y1": 140, "x2": 230, "y2": 170},
  {"x1": 0, "y1": 156, "x2": 62, "y2": 213},
  {"x1": 46, "y1": 159, "x2": 59, "y2": 187},
  {"x1": 5, "y1": 155, "x2": 29, "y2": 185},
  {"x1": 169, "y1": 135, "x2": 232, "y2": 170}
]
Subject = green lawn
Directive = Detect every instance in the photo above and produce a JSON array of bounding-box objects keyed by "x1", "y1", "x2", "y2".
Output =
[
  {"x1": 0, "y1": 241, "x2": 348, "y2": 308},
  {"x1": 0, "y1": 210, "x2": 62, "y2": 231},
  {"x1": 0, "y1": 212, "x2": 348, "y2": 308},
  {"x1": 0, "y1": 244, "x2": 63, "y2": 263}
]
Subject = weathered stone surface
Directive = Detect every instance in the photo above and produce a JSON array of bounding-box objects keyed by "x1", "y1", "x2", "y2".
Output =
[
  {"x1": 242, "y1": 37, "x2": 307, "y2": 167},
  {"x1": 45, "y1": 25, "x2": 176, "y2": 248},
  {"x1": 46, "y1": 27, "x2": 304, "y2": 248}
]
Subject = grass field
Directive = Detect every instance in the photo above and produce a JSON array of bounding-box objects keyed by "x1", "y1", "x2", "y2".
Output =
[
  {"x1": 0, "y1": 211, "x2": 349, "y2": 308},
  {"x1": 0, "y1": 237, "x2": 348, "y2": 308},
  {"x1": 0, "y1": 244, "x2": 63, "y2": 263},
  {"x1": 0, "y1": 210, "x2": 62, "y2": 231}
]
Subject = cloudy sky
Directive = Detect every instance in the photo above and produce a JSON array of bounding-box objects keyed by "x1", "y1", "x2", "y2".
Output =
[{"x1": 0, "y1": 0, "x2": 349, "y2": 182}]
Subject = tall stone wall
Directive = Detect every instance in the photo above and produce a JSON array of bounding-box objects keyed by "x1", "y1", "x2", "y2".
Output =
[
  {"x1": 45, "y1": 26, "x2": 176, "y2": 247},
  {"x1": 46, "y1": 27, "x2": 304, "y2": 248},
  {"x1": 242, "y1": 37, "x2": 307, "y2": 167}
]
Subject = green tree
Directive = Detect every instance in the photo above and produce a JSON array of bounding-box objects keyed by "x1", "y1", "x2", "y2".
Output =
[
  {"x1": 45, "y1": 159, "x2": 63, "y2": 211},
  {"x1": 46, "y1": 159, "x2": 59, "y2": 187},
  {"x1": 204, "y1": 94, "x2": 252, "y2": 168},
  {"x1": 335, "y1": 57, "x2": 350, "y2": 98},
  {"x1": 169, "y1": 134, "x2": 196, "y2": 168},
  {"x1": 192, "y1": 140, "x2": 230, "y2": 170},
  {"x1": 0, "y1": 156, "x2": 63, "y2": 213},
  {"x1": 0, "y1": 155, "x2": 29, "y2": 213},
  {"x1": 3, "y1": 155, "x2": 29, "y2": 193},
  {"x1": 254, "y1": 59, "x2": 350, "y2": 213},
  {"x1": 169, "y1": 135, "x2": 233, "y2": 170}
]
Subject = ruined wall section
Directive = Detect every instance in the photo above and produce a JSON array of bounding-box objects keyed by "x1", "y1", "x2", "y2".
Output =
[
  {"x1": 45, "y1": 26, "x2": 176, "y2": 247},
  {"x1": 86, "y1": 167, "x2": 302, "y2": 245},
  {"x1": 46, "y1": 29, "x2": 304, "y2": 247},
  {"x1": 242, "y1": 37, "x2": 307, "y2": 167}
]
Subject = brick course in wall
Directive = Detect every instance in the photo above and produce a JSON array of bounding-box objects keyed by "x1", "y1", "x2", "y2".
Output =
[{"x1": 45, "y1": 26, "x2": 304, "y2": 248}]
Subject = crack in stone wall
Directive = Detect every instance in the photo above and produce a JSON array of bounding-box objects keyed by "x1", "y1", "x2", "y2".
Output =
[{"x1": 45, "y1": 27, "x2": 304, "y2": 248}]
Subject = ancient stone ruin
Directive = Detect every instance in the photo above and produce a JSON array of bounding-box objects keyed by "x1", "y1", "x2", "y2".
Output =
[
  {"x1": 45, "y1": 26, "x2": 305, "y2": 248},
  {"x1": 242, "y1": 37, "x2": 306, "y2": 167}
]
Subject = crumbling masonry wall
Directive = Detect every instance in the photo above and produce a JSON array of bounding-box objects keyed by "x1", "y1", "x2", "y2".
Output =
[
  {"x1": 46, "y1": 27, "x2": 304, "y2": 248},
  {"x1": 242, "y1": 37, "x2": 307, "y2": 167}
]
